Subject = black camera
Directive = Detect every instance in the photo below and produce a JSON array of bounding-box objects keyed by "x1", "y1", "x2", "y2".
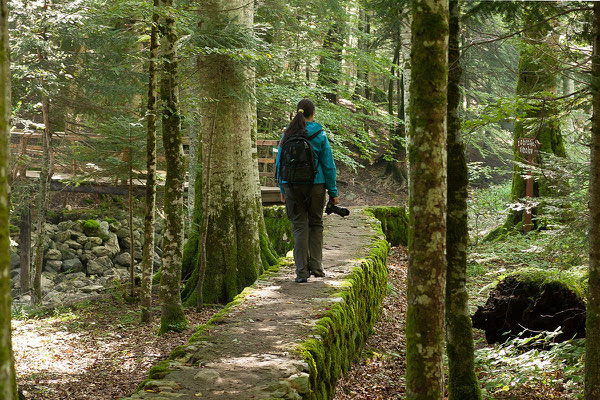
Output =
[{"x1": 325, "y1": 197, "x2": 350, "y2": 217}]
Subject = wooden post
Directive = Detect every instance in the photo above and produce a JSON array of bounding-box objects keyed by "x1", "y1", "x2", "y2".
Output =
[{"x1": 517, "y1": 138, "x2": 541, "y2": 233}]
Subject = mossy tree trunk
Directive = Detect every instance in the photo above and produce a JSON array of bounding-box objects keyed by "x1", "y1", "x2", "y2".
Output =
[
  {"x1": 141, "y1": 1, "x2": 159, "y2": 324},
  {"x1": 586, "y1": 3, "x2": 600, "y2": 398},
  {"x1": 0, "y1": 0, "x2": 18, "y2": 396},
  {"x1": 19, "y1": 205, "x2": 30, "y2": 295},
  {"x1": 157, "y1": 0, "x2": 188, "y2": 334},
  {"x1": 445, "y1": 1, "x2": 481, "y2": 399},
  {"x1": 182, "y1": 0, "x2": 263, "y2": 307},
  {"x1": 406, "y1": 0, "x2": 448, "y2": 399},
  {"x1": 504, "y1": 7, "x2": 566, "y2": 231}
]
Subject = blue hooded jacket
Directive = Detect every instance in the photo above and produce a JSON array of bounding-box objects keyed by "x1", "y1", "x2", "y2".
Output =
[{"x1": 275, "y1": 121, "x2": 338, "y2": 198}]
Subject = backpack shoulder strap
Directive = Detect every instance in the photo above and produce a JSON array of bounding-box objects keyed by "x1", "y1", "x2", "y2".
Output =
[{"x1": 307, "y1": 129, "x2": 322, "y2": 141}]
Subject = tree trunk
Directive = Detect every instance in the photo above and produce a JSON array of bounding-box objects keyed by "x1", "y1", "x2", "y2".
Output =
[
  {"x1": 317, "y1": 20, "x2": 344, "y2": 104},
  {"x1": 32, "y1": 92, "x2": 52, "y2": 306},
  {"x1": 445, "y1": 1, "x2": 481, "y2": 399},
  {"x1": 158, "y1": 0, "x2": 188, "y2": 334},
  {"x1": 503, "y1": 7, "x2": 565, "y2": 231},
  {"x1": 141, "y1": 0, "x2": 159, "y2": 324},
  {"x1": 19, "y1": 206, "x2": 30, "y2": 295},
  {"x1": 183, "y1": 0, "x2": 263, "y2": 306},
  {"x1": 128, "y1": 127, "x2": 135, "y2": 298},
  {"x1": 406, "y1": 0, "x2": 448, "y2": 399},
  {"x1": 0, "y1": 0, "x2": 18, "y2": 396},
  {"x1": 586, "y1": 3, "x2": 600, "y2": 398}
]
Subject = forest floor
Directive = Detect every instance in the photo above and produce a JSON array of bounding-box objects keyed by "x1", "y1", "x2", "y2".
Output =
[{"x1": 13, "y1": 295, "x2": 220, "y2": 400}]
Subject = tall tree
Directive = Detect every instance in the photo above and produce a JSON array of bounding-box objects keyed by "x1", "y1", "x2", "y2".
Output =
[
  {"x1": 186, "y1": 0, "x2": 263, "y2": 306},
  {"x1": 503, "y1": 5, "x2": 566, "y2": 231},
  {"x1": 31, "y1": 7, "x2": 53, "y2": 305},
  {"x1": 0, "y1": 0, "x2": 18, "y2": 396},
  {"x1": 586, "y1": 3, "x2": 600, "y2": 398},
  {"x1": 141, "y1": 0, "x2": 159, "y2": 324},
  {"x1": 157, "y1": 0, "x2": 187, "y2": 334},
  {"x1": 405, "y1": 0, "x2": 448, "y2": 398},
  {"x1": 445, "y1": 1, "x2": 481, "y2": 399}
]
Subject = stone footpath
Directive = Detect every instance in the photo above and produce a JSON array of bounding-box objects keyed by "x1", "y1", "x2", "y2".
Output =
[{"x1": 124, "y1": 208, "x2": 389, "y2": 400}]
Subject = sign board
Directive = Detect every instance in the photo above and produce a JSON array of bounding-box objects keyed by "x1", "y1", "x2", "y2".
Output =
[{"x1": 517, "y1": 138, "x2": 541, "y2": 157}]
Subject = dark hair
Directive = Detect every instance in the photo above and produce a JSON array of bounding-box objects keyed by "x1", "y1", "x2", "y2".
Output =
[{"x1": 280, "y1": 99, "x2": 315, "y2": 146}]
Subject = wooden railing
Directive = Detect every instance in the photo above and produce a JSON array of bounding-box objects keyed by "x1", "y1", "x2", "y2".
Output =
[{"x1": 10, "y1": 129, "x2": 280, "y2": 188}]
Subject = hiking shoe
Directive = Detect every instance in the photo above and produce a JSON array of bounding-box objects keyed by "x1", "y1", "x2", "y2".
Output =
[
  {"x1": 310, "y1": 270, "x2": 326, "y2": 278},
  {"x1": 295, "y1": 277, "x2": 308, "y2": 283}
]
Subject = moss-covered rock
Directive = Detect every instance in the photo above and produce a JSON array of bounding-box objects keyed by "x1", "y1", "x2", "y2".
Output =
[{"x1": 82, "y1": 219, "x2": 100, "y2": 237}]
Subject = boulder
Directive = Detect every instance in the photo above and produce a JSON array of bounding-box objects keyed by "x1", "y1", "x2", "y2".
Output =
[
  {"x1": 116, "y1": 227, "x2": 130, "y2": 241},
  {"x1": 114, "y1": 252, "x2": 131, "y2": 267},
  {"x1": 105, "y1": 233, "x2": 120, "y2": 257},
  {"x1": 45, "y1": 249, "x2": 62, "y2": 261},
  {"x1": 63, "y1": 258, "x2": 84, "y2": 273},
  {"x1": 98, "y1": 221, "x2": 111, "y2": 241},
  {"x1": 88, "y1": 237, "x2": 103, "y2": 246},
  {"x1": 64, "y1": 239, "x2": 83, "y2": 250},
  {"x1": 44, "y1": 260, "x2": 63, "y2": 273},
  {"x1": 109, "y1": 221, "x2": 121, "y2": 232},
  {"x1": 81, "y1": 284, "x2": 104, "y2": 294},
  {"x1": 58, "y1": 221, "x2": 75, "y2": 231},
  {"x1": 92, "y1": 246, "x2": 111, "y2": 258},
  {"x1": 86, "y1": 256, "x2": 113, "y2": 276}
]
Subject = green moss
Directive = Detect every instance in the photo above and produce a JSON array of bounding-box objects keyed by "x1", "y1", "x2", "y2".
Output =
[
  {"x1": 148, "y1": 360, "x2": 171, "y2": 379},
  {"x1": 263, "y1": 206, "x2": 293, "y2": 256},
  {"x1": 83, "y1": 219, "x2": 100, "y2": 236},
  {"x1": 9, "y1": 224, "x2": 18, "y2": 234},
  {"x1": 510, "y1": 266, "x2": 588, "y2": 301},
  {"x1": 158, "y1": 304, "x2": 189, "y2": 335},
  {"x1": 368, "y1": 207, "x2": 409, "y2": 246}
]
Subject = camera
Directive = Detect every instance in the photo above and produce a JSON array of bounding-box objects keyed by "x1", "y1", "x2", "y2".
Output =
[{"x1": 325, "y1": 197, "x2": 350, "y2": 217}]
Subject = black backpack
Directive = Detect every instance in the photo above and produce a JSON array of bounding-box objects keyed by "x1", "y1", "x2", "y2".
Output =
[{"x1": 278, "y1": 130, "x2": 321, "y2": 184}]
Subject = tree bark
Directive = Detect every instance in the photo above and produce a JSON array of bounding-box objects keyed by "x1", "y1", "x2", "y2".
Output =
[
  {"x1": 406, "y1": 0, "x2": 448, "y2": 399},
  {"x1": 183, "y1": 0, "x2": 263, "y2": 306},
  {"x1": 19, "y1": 206, "x2": 30, "y2": 295},
  {"x1": 586, "y1": 3, "x2": 600, "y2": 398},
  {"x1": 141, "y1": 0, "x2": 159, "y2": 324},
  {"x1": 158, "y1": 0, "x2": 188, "y2": 334},
  {"x1": 445, "y1": 1, "x2": 481, "y2": 399},
  {"x1": 0, "y1": 0, "x2": 18, "y2": 396}
]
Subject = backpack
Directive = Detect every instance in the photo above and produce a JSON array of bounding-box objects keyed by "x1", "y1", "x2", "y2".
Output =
[{"x1": 278, "y1": 130, "x2": 322, "y2": 184}]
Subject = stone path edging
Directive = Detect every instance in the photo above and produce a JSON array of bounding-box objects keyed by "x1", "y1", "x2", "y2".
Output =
[{"x1": 123, "y1": 208, "x2": 389, "y2": 400}]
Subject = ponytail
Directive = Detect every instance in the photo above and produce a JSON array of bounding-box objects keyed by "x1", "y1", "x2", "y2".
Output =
[{"x1": 280, "y1": 98, "x2": 315, "y2": 146}]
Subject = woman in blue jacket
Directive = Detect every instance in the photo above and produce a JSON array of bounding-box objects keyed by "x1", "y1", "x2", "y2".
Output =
[{"x1": 275, "y1": 99, "x2": 339, "y2": 283}]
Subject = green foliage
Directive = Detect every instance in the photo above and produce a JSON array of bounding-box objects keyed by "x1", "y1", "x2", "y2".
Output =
[{"x1": 475, "y1": 331, "x2": 584, "y2": 399}]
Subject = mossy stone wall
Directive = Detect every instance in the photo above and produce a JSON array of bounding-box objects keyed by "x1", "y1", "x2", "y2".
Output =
[
  {"x1": 369, "y1": 206, "x2": 409, "y2": 246},
  {"x1": 300, "y1": 232, "x2": 389, "y2": 399}
]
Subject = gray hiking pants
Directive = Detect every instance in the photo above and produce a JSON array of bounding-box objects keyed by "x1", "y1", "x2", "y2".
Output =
[{"x1": 283, "y1": 183, "x2": 326, "y2": 279}]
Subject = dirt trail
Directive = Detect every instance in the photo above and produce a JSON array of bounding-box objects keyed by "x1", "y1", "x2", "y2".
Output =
[{"x1": 124, "y1": 208, "x2": 382, "y2": 400}]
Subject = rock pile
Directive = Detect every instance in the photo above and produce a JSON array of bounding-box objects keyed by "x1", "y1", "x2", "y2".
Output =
[{"x1": 10, "y1": 217, "x2": 164, "y2": 307}]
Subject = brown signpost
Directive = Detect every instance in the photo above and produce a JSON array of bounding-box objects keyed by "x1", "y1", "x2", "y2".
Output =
[{"x1": 516, "y1": 137, "x2": 541, "y2": 233}]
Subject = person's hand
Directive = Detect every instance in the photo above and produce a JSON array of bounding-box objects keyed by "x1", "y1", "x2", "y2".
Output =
[
  {"x1": 331, "y1": 196, "x2": 339, "y2": 205},
  {"x1": 281, "y1": 194, "x2": 286, "y2": 204}
]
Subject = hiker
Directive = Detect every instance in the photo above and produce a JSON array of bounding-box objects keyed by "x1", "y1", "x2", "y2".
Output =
[{"x1": 275, "y1": 98, "x2": 339, "y2": 283}]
